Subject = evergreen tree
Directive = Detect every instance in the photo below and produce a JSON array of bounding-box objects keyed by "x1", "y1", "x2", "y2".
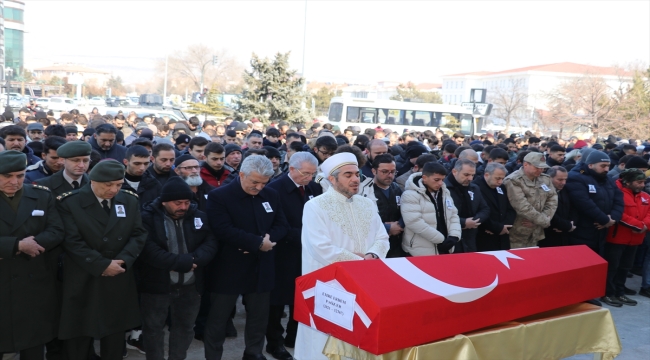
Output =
[
  {"x1": 390, "y1": 82, "x2": 443, "y2": 104},
  {"x1": 188, "y1": 85, "x2": 228, "y2": 121},
  {"x1": 236, "y1": 52, "x2": 311, "y2": 123}
]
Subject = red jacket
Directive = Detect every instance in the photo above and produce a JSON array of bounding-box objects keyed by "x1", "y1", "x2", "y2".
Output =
[
  {"x1": 200, "y1": 165, "x2": 230, "y2": 188},
  {"x1": 606, "y1": 180, "x2": 650, "y2": 245}
]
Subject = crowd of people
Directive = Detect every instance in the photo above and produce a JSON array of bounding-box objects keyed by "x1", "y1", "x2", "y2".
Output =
[{"x1": 1, "y1": 104, "x2": 649, "y2": 360}]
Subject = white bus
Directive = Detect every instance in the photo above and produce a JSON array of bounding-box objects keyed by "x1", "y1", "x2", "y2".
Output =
[{"x1": 327, "y1": 97, "x2": 482, "y2": 136}]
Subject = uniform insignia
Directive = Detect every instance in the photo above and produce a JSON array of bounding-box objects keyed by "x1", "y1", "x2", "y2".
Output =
[
  {"x1": 121, "y1": 189, "x2": 139, "y2": 198},
  {"x1": 315, "y1": 175, "x2": 324, "y2": 183},
  {"x1": 56, "y1": 192, "x2": 74, "y2": 201},
  {"x1": 31, "y1": 184, "x2": 51, "y2": 191}
]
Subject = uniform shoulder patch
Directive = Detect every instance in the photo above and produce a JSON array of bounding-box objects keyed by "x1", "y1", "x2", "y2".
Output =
[
  {"x1": 56, "y1": 191, "x2": 75, "y2": 201},
  {"x1": 31, "y1": 184, "x2": 50, "y2": 192},
  {"x1": 315, "y1": 175, "x2": 324, "y2": 183},
  {"x1": 121, "y1": 189, "x2": 139, "y2": 198}
]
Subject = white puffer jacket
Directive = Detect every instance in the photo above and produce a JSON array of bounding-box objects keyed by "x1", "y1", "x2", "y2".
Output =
[{"x1": 401, "y1": 172, "x2": 462, "y2": 256}]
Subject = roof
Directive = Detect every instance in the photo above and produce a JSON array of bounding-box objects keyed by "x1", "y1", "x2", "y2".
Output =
[
  {"x1": 415, "y1": 83, "x2": 442, "y2": 90},
  {"x1": 444, "y1": 62, "x2": 633, "y2": 78},
  {"x1": 33, "y1": 64, "x2": 110, "y2": 75}
]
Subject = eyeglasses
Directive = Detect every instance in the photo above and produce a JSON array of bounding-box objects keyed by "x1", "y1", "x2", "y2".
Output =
[
  {"x1": 296, "y1": 168, "x2": 317, "y2": 177},
  {"x1": 177, "y1": 165, "x2": 200, "y2": 171},
  {"x1": 316, "y1": 148, "x2": 334, "y2": 156},
  {"x1": 377, "y1": 170, "x2": 396, "y2": 175}
]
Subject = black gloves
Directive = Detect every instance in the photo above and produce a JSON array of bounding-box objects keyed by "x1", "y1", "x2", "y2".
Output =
[{"x1": 437, "y1": 236, "x2": 459, "y2": 253}]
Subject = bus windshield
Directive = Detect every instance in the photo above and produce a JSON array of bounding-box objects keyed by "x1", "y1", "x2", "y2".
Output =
[{"x1": 328, "y1": 102, "x2": 343, "y2": 122}]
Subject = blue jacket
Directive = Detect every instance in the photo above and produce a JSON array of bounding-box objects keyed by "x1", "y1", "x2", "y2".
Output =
[
  {"x1": 565, "y1": 166, "x2": 624, "y2": 253},
  {"x1": 23, "y1": 145, "x2": 41, "y2": 167},
  {"x1": 24, "y1": 161, "x2": 53, "y2": 183},
  {"x1": 206, "y1": 178, "x2": 289, "y2": 294},
  {"x1": 88, "y1": 136, "x2": 127, "y2": 161}
]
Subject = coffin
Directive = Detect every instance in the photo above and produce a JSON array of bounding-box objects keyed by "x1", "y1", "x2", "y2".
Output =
[{"x1": 294, "y1": 246, "x2": 607, "y2": 355}]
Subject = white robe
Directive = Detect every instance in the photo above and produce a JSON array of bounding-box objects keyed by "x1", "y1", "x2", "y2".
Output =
[{"x1": 294, "y1": 187, "x2": 389, "y2": 360}]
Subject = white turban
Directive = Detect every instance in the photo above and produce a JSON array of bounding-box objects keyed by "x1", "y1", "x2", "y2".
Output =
[{"x1": 321, "y1": 153, "x2": 358, "y2": 177}]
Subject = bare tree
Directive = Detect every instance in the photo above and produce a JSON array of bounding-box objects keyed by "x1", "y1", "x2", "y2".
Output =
[{"x1": 487, "y1": 78, "x2": 528, "y2": 133}]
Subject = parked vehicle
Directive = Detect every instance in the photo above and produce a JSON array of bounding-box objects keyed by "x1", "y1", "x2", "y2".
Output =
[
  {"x1": 36, "y1": 97, "x2": 51, "y2": 109},
  {"x1": 48, "y1": 97, "x2": 76, "y2": 112}
]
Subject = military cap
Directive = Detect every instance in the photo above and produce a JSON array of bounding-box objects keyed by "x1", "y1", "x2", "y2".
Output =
[
  {"x1": 57, "y1": 141, "x2": 92, "y2": 158},
  {"x1": 523, "y1": 152, "x2": 549, "y2": 169},
  {"x1": 0, "y1": 150, "x2": 27, "y2": 174},
  {"x1": 89, "y1": 159, "x2": 125, "y2": 182}
]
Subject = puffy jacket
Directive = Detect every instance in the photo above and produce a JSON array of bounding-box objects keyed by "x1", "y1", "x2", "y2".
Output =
[
  {"x1": 401, "y1": 172, "x2": 461, "y2": 256},
  {"x1": 606, "y1": 180, "x2": 650, "y2": 246},
  {"x1": 200, "y1": 162, "x2": 230, "y2": 188},
  {"x1": 24, "y1": 160, "x2": 54, "y2": 183}
]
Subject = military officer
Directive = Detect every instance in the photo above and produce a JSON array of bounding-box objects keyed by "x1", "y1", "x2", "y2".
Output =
[
  {"x1": 56, "y1": 160, "x2": 147, "y2": 360},
  {"x1": 0, "y1": 151, "x2": 64, "y2": 360},
  {"x1": 36, "y1": 140, "x2": 92, "y2": 196}
]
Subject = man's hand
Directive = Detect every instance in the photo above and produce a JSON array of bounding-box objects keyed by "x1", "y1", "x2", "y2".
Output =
[
  {"x1": 387, "y1": 222, "x2": 404, "y2": 236},
  {"x1": 363, "y1": 253, "x2": 378, "y2": 260},
  {"x1": 500, "y1": 225, "x2": 512, "y2": 235},
  {"x1": 553, "y1": 228, "x2": 562, "y2": 233},
  {"x1": 569, "y1": 221, "x2": 576, "y2": 232},
  {"x1": 259, "y1": 234, "x2": 276, "y2": 252},
  {"x1": 520, "y1": 219, "x2": 535, "y2": 228},
  {"x1": 595, "y1": 216, "x2": 617, "y2": 230},
  {"x1": 353, "y1": 252, "x2": 365, "y2": 258},
  {"x1": 464, "y1": 218, "x2": 481, "y2": 229},
  {"x1": 18, "y1": 236, "x2": 45, "y2": 257},
  {"x1": 102, "y1": 260, "x2": 126, "y2": 277},
  {"x1": 191, "y1": 264, "x2": 198, "y2": 271},
  {"x1": 485, "y1": 230, "x2": 494, "y2": 235}
]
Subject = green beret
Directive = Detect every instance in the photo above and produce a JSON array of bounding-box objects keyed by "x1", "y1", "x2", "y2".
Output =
[
  {"x1": 0, "y1": 150, "x2": 27, "y2": 174},
  {"x1": 57, "y1": 141, "x2": 92, "y2": 158},
  {"x1": 89, "y1": 160, "x2": 125, "y2": 182}
]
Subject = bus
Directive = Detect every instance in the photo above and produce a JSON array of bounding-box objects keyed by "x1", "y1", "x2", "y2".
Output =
[{"x1": 327, "y1": 97, "x2": 483, "y2": 136}]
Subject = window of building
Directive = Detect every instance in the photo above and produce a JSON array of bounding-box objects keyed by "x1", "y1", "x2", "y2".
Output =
[{"x1": 3, "y1": 7, "x2": 24, "y2": 22}]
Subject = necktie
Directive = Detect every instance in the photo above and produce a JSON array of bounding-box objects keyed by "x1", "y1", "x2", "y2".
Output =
[
  {"x1": 299, "y1": 186, "x2": 305, "y2": 199},
  {"x1": 72, "y1": 181, "x2": 79, "y2": 189},
  {"x1": 102, "y1": 200, "x2": 110, "y2": 215}
]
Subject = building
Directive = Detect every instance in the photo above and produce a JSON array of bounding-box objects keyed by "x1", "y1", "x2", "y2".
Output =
[
  {"x1": 338, "y1": 81, "x2": 442, "y2": 100},
  {"x1": 2, "y1": 0, "x2": 24, "y2": 78},
  {"x1": 33, "y1": 64, "x2": 111, "y2": 87},
  {"x1": 440, "y1": 62, "x2": 633, "y2": 129}
]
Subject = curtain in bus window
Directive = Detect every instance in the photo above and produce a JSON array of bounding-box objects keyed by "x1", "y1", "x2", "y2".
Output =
[
  {"x1": 403, "y1": 110, "x2": 414, "y2": 126},
  {"x1": 377, "y1": 109, "x2": 388, "y2": 124},
  {"x1": 328, "y1": 103, "x2": 343, "y2": 122},
  {"x1": 387, "y1": 109, "x2": 400, "y2": 125},
  {"x1": 414, "y1": 111, "x2": 432, "y2": 127},
  {"x1": 347, "y1": 107, "x2": 360, "y2": 123},
  {"x1": 431, "y1": 112, "x2": 442, "y2": 128}
]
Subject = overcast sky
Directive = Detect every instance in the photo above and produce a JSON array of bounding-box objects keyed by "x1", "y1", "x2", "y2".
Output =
[{"x1": 24, "y1": 0, "x2": 650, "y2": 84}]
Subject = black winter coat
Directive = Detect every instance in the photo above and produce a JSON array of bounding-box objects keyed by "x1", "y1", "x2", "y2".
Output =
[
  {"x1": 121, "y1": 170, "x2": 162, "y2": 209},
  {"x1": 444, "y1": 176, "x2": 490, "y2": 252},
  {"x1": 474, "y1": 176, "x2": 516, "y2": 251},
  {"x1": 541, "y1": 188, "x2": 575, "y2": 247},
  {"x1": 139, "y1": 199, "x2": 218, "y2": 294},
  {"x1": 206, "y1": 178, "x2": 289, "y2": 294},
  {"x1": 88, "y1": 137, "x2": 127, "y2": 161},
  {"x1": 374, "y1": 182, "x2": 405, "y2": 257},
  {"x1": 565, "y1": 167, "x2": 624, "y2": 254}
]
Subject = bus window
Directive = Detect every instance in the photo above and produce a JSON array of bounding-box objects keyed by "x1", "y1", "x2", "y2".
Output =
[
  {"x1": 386, "y1": 109, "x2": 401, "y2": 125},
  {"x1": 431, "y1": 112, "x2": 442, "y2": 127},
  {"x1": 347, "y1": 106, "x2": 360, "y2": 122},
  {"x1": 361, "y1": 111, "x2": 375, "y2": 124},
  {"x1": 377, "y1": 109, "x2": 388, "y2": 124},
  {"x1": 328, "y1": 102, "x2": 343, "y2": 122},
  {"x1": 402, "y1": 110, "x2": 414, "y2": 126},
  {"x1": 460, "y1": 115, "x2": 474, "y2": 135},
  {"x1": 414, "y1": 111, "x2": 432, "y2": 127}
]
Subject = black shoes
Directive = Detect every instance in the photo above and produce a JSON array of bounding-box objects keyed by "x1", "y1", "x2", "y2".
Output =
[
  {"x1": 266, "y1": 345, "x2": 294, "y2": 360},
  {"x1": 624, "y1": 286, "x2": 637, "y2": 295},
  {"x1": 226, "y1": 318, "x2": 238, "y2": 338},
  {"x1": 616, "y1": 295, "x2": 638, "y2": 306},
  {"x1": 600, "y1": 296, "x2": 623, "y2": 307},
  {"x1": 243, "y1": 353, "x2": 268, "y2": 360},
  {"x1": 585, "y1": 298, "x2": 602, "y2": 307},
  {"x1": 126, "y1": 336, "x2": 145, "y2": 354},
  {"x1": 639, "y1": 287, "x2": 650, "y2": 298},
  {"x1": 194, "y1": 333, "x2": 204, "y2": 342}
]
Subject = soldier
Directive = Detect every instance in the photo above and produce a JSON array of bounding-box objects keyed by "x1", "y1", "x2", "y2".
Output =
[
  {"x1": 56, "y1": 160, "x2": 147, "y2": 360},
  {"x1": 503, "y1": 152, "x2": 558, "y2": 248},
  {"x1": 35, "y1": 141, "x2": 92, "y2": 196},
  {"x1": 0, "y1": 151, "x2": 64, "y2": 360}
]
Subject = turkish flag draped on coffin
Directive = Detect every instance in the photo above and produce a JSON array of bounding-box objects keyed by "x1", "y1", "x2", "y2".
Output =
[{"x1": 294, "y1": 245, "x2": 607, "y2": 355}]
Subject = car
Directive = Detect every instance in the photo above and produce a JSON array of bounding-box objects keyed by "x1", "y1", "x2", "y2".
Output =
[
  {"x1": 89, "y1": 97, "x2": 105, "y2": 106},
  {"x1": 36, "y1": 97, "x2": 51, "y2": 109},
  {"x1": 8, "y1": 95, "x2": 27, "y2": 109},
  {"x1": 48, "y1": 97, "x2": 76, "y2": 112}
]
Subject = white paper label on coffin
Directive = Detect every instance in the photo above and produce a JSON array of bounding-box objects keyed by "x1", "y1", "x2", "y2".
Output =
[
  {"x1": 302, "y1": 279, "x2": 372, "y2": 331},
  {"x1": 380, "y1": 251, "x2": 523, "y2": 303}
]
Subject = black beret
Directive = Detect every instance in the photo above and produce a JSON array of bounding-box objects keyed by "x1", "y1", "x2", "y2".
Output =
[
  {"x1": 89, "y1": 160, "x2": 125, "y2": 182},
  {"x1": 0, "y1": 150, "x2": 27, "y2": 174},
  {"x1": 263, "y1": 146, "x2": 281, "y2": 159},
  {"x1": 174, "y1": 154, "x2": 197, "y2": 167},
  {"x1": 57, "y1": 141, "x2": 92, "y2": 158},
  {"x1": 175, "y1": 134, "x2": 191, "y2": 145}
]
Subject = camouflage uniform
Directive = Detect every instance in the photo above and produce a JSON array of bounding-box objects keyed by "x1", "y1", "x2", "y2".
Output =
[{"x1": 503, "y1": 153, "x2": 558, "y2": 248}]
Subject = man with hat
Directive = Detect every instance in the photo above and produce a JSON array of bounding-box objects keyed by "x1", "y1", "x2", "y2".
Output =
[
  {"x1": 263, "y1": 145, "x2": 283, "y2": 181},
  {"x1": 175, "y1": 134, "x2": 192, "y2": 155},
  {"x1": 56, "y1": 160, "x2": 147, "y2": 360},
  {"x1": 174, "y1": 154, "x2": 214, "y2": 211},
  {"x1": 0, "y1": 151, "x2": 65, "y2": 360},
  {"x1": 36, "y1": 140, "x2": 92, "y2": 195},
  {"x1": 25, "y1": 136, "x2": 67, "y2": 183},
  {"x1": 138, "y1": 176, "x2": 218, "y2": 360},
  {"x1": 64, "y1": 126, "x2": 79, "y2": 141},
  {"x1": 295, "y1": 153, "x2": 389, "y2": 360},
  {"x1": 565, "y1": 150, "x2": 624, "y2": 256},
  {"x1": 503, "y1": 152, "x2": 558, "y2": 248},
  {"x1": 27, "y1": 122, "x2": 45, "y2": 142},
  {"x1": 223, "y1": 144, "x2": 243, "y2": 174}
]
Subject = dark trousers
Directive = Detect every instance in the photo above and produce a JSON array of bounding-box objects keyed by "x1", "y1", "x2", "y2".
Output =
[
  {"x1": 204, "y1": 292, "x2": 270, "y2": 360},
  {"x1": 141, "y1": 285, "x2": 201, "y2": 360},
  {"x1": 603, "y1": 243, "x2": 638, "y2": 297},
  {"x1": 0, "y1": 344, "x2": 45, "y2": 360},
  {"x1": 64, "y1": 332, "x2": 123, "y2": 360},
  {"x1": 266, "y1": 305, "x2": 297, "y2": 348}
]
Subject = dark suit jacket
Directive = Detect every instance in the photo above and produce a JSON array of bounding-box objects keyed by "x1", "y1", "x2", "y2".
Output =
[
  {"x1": 474, "y1": 176, "x2": 516, "y2": 251},
  {"x1": 0, "y1": 185, "x2": 64, "y2": 353},
  {"x1": 266, "y1": 173, "x2": 321, "y2": 305},
  {"x1": 36, "y1": 170, "x2": 90, "y2": 196},
  {"x1": 444, "y1": 176, "x2": 490, "y2": 252},
  {"x1": 206, "y1": 178, "x2": 289, "y2": 295},
  {"x1": 541, "y1": 189, "x2": 575, "y2": 247}
]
